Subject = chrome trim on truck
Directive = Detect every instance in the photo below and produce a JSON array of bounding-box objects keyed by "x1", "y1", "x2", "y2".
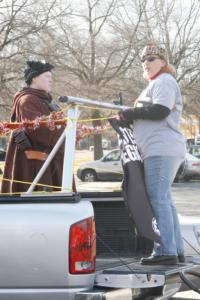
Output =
[
  {"x1": 95, "y1": 273, "x2": 165, "y2": 288},
  {"x1": 75, "y1": 283, "x2": 182, "y2": 300},
  {"x1": 75, "y1": 288, "x2": 132, "y2": 300}
]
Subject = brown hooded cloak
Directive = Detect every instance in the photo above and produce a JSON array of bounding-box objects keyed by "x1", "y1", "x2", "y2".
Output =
[{"x1": 1, "y1": 88, "x2": 66, "y2": 193}]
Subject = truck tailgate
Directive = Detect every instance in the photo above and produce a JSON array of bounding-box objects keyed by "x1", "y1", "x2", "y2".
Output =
[
  {"x1": 95, "y1": 259, "x2": 196, "y2": 288},
  {"x1": 0, "y1": 197, "x2": 94, "y2": 289}
]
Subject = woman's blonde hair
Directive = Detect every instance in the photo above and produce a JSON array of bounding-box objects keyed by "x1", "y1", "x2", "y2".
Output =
[{"x1": 160, "y1": 63, "x2": 176, "y2": 76}]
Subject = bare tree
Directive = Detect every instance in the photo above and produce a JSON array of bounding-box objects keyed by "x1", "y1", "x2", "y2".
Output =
[
  {"x1": 2, "y1": 0, "x2": 200, "y2": 147},
  {"x1": 46, "y1": 0, "x2": 146, "y2": 158},
  {"x1": 0, "y1": 0, "x2": 70, "y2": 118}
]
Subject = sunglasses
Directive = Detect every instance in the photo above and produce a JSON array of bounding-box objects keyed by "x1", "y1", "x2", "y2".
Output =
[{"x1": 141, "y1": 56, "x2": 160, "y2": 63}]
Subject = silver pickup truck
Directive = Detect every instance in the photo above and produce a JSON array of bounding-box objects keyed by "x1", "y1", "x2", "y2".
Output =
[
  {"x1": 0, "y1": 97, "x2": 200, "y2": 300},
  {"x1": 1, "y1": 191, "x2": 200, "y2": 300}
]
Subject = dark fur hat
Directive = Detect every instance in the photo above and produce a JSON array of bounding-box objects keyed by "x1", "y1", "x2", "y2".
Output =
[{"x1": 24, "y1": 60, "x2": 54, "y2": 85}]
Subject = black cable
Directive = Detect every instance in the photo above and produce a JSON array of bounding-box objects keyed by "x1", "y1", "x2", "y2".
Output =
[
  {"x1": 96, "y1": 234, "x2": 141, "y2": 276},
  {"x1": 179, "y1": 270, "x2": 200, "y2": 294},
  {"x1": 183, "y1": 236, "x2": 200, "y2": 257},
  {"x1": 178, "y1": 236, "x2": 200, "y2": 293}
]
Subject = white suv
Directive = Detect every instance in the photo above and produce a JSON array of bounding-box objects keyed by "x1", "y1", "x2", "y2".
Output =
[{"x1": 195, "y1": 135, "x2": 200, "y2": 145}]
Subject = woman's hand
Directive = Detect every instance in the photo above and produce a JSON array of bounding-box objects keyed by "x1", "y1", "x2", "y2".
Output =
[{"x1": 118, "y1": 108, "x2": 135, "y2": 122}]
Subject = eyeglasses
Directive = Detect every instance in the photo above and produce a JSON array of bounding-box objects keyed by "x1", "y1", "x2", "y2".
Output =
[{"x1": 141, "y1": 56, "x2": 160, "y2": 63}]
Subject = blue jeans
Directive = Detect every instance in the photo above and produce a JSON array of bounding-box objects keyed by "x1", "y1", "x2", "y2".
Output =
[{"x1": 144, "y1": 156, "x2": 184, "y2": 256}]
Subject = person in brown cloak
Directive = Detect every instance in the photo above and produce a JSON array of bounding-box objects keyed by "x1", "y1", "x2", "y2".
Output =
[{"x1": 1, "y1": 60, "x2": 75, "y2": 194}]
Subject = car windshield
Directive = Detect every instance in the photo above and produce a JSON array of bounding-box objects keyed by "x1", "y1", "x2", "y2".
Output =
[
  {"x1": 103, "y1": 150, "x2": 120, "y2": 161},
  {"x1": 190, "y1": 146, "x2": 200, "y2": 155}
]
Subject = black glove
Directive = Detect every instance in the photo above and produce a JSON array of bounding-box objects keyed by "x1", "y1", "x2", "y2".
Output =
[
  {"x1": 118, "y1": 104, "x2": 171, "y2": 122},
  {"x1": 118, "y1": 108, "x2": 135, "y2": 123},
  {"x1": 13, "y1": 129, "x2": 32, "y2": 151}
]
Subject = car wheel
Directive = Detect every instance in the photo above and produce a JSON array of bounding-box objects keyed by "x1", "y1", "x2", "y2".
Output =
[
  {"x1": 175, "y1": 162, "x2": 185, "y2": 181},
  {"x1": 81, "y1": 170, "x2": 97, "y2": 182}
]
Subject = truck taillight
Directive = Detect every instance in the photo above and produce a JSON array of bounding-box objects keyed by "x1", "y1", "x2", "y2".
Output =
[{"x1": 69, "y1": 217, "x2": 96, "y2": 274}]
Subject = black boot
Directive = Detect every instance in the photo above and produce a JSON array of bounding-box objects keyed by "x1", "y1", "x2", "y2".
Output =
[
  {"x1": 140, "y1": 255, "x2": 178, "y2": 265},
  {"x1": 178, "y1": 254, "x2": 185, "y2": 263}
]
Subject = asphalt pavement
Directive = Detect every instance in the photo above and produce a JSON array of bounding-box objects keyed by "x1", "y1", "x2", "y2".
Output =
[
  {"x1": 172, "y1": 290, "x2": 200, "y2": 299},
  {"x1": 172, "y1": 181, "x2": 200, "y2": 299},
  {"x1": 172, "y1": 181, "x2": 200, "y2": 216}
]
